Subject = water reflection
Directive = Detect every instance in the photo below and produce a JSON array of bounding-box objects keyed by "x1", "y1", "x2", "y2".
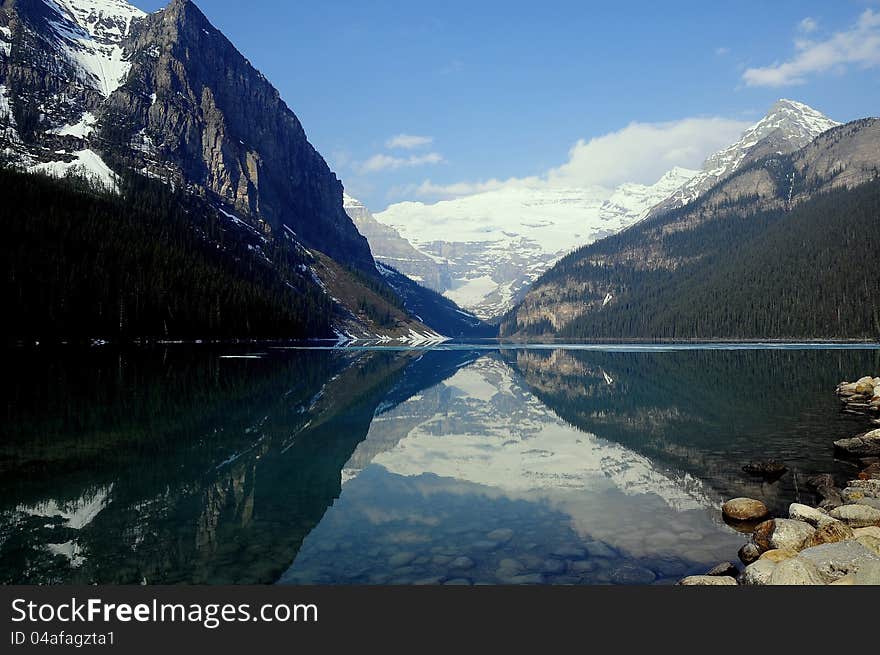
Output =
[
  {"x1": 282, "y1": 356, "x2": 742, "y2": 585},
  {"x1": 1, "y1": 345, "x2": 877, "y2": 584}
]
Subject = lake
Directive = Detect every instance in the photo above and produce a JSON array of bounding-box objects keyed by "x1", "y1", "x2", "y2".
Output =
[{"x1": 2, "y1": 344, "x2": 878, "y2": 585}]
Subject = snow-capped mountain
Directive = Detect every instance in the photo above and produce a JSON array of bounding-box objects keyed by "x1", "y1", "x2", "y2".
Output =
[
  {"x1": 344, "y1": 193, "x2": 452, "y2": 292},
  {"x1": 372, "y1": 167, "x2": 697, "y2": 319},
  {"x1": 1, "y1": 0, "x2": 375, "y2": 272},
  {"x1": 647, "y1": 99, "x2": 840, "y2": 217},
  {"x1": 2, "y1": 0, "x2": 459, "y2": 342},
  {"x1": 42, "y1": 0, "x2": 145, "y2": 97},
  {"x1": 0, "y1": 0, "x2": 145, "y2": 183},
  {"x1": 367, "y1": 99, "x2": 840, "y2": 321}
]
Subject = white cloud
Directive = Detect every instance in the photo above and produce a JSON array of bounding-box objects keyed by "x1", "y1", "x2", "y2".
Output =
[
  {"x1": 798, "y1": 17, "x2": 819, "y2": 34},
  {"x1": 545, "y1": 118, "x2": 749, "y2": 188},
  {"x1": 743, "y1": 9, "x2": 880, "y2": 87},
  {"x1": 400, "y1": 176, "x2": 539, "y2": 198},
  {"x1": 400, "y1": 116, "x2": 749, "y2": 200},
  {"x1": 385, "y1": 134, "x2": 434, "y2": 149},
  {"x1": 359, "y1": 152, "x2": 444, "y2": 174},
  {"x1": 715, "y1": 47, "x2": 730, "y2": 56}
]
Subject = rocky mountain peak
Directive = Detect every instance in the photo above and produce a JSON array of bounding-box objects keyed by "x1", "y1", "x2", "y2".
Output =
[
  {"x1": 731, "y1": 98, "x2": 839, "y2": 155},
  {"x1": 343, "y1": 193, "x2": 365, "y2": 211},
  {"x1": 1, "y1": 0, "x2": 377, "y2": 274},
  {"x1": 646, "y1": 99, "x2": 840, "y2": 218},
  {"x1": 34, "y1": 0, "x2": 144, "y2": 97},
  {"x1": 48, "y1": 0, "x2": 145, "y2": 43}
]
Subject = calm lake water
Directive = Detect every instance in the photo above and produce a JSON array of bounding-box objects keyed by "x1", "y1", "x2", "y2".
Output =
[{"x1": 2, "y1": 344, "x2": 878, "y2": 585}]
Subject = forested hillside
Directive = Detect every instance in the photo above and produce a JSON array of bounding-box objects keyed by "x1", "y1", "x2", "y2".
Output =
[
  {"x1": 3, "y1": 169, "x2": 335, "y2": 342},
  {"x1": 504, "y1": 179, "x2": 880, "y2": 340}
]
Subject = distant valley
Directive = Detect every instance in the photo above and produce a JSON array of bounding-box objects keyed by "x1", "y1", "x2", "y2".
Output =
[{"x1": 353, "y1": 100, "x2": 849, "y2": 323}]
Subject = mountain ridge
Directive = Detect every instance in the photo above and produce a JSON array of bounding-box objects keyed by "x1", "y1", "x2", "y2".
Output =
[
  {"x1": 1, "y1": 0, "x2": 375, "y2": 272},
  {"x1": 646, "y1": 98, "x2": 840, "y2": 219},
  {"x1": 501, "y1": 117, "x2": 880, "y2": 340},
  {"x1": 0, "y1": 0, "x2": 462, "y2": 342},
  {"x1": 369, "y1": 167, "x2": 698, "y2": 320}
]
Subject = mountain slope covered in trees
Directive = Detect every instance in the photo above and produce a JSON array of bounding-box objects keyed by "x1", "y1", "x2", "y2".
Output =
[
  {"x1": 0, "y1": 0, "x2": 470, "y2": 341},
  {"x1": 3, "y1": 168, "x2": 433, "y2": 342},
  {"x1": 502, "y1": 119, "x2": 880, "y2": 341}
]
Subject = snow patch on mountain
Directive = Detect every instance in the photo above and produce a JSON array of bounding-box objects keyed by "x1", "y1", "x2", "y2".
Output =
[
  {"x1": 41, "y1": 0, "x2": 145, "y2": 97},
  {"x1": 29, "y1": 148, "x2": 118, "y2": 190},
  {"x1": 373, "y1": 168, "x2": 696, "y2": 319},
  {"x1": 50, "y1": 111, "x2": 98, "y2": 138},
  {"x1": 0, "y1": 84, "x2": 20, "y2": 146},
  {"x1": 0, "y1": 25, "x2": 11, "y2": 56},
  {"x1": 650, "y1": 99, "x2": 840, "y2": 215}
]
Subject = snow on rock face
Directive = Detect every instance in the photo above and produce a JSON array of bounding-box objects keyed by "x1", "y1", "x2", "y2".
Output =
[
  {"x1": 0, "y1": 25, "x2": 11, "y2": 57},
  {"x1": 650, "y1": 99, "x2": 840, "y2": 215},
  {"x1": 0, "y1": 84, "x2": 20, "y2": 145},
  {"x1": 41, "y1": 0, "x2": 146, "y2": 97},
  {"x1": 50, "y1": 111, "x2": 98, "y2": 137},
  {"x1": 373, "y1": 168, "x2": 696, "y2": 319},
  {"x1": 29, "y1": 148, "x2": 119, "y2": 190}
]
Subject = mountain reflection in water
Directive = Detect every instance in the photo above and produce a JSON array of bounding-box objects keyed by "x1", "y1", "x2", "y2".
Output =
[{"x1": 2, "y1": 345, "x2": 877, "y2": 584}]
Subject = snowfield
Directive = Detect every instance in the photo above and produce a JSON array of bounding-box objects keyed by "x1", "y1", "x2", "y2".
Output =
[
  {"x1": 29, "y1": 148, "x2": 119, "y2": 190},
  {"x1": 43, "y1": 0, "x2": 145, "y2": 97},
  {"x1": 371, "y1": 168, "x2": 697, "y2": 319}
]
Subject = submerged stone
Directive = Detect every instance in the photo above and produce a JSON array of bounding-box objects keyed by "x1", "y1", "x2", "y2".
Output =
[{"x1": 722, "y1": 497, "x2": 770, "y2": 522}]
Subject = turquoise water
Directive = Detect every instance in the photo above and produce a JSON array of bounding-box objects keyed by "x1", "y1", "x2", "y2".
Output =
[{"x1": 2, "y1": 344, "x2": 877, "y2": 584}]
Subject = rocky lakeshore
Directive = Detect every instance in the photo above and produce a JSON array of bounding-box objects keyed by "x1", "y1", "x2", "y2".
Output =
[{"x1": 680, "y1": 375, "x2": 880, "y2": 586}]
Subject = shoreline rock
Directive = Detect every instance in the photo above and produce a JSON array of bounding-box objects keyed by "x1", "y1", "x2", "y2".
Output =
[
  {"x1": 836, "y1": 377, "x2": 880, "y2": 416},
  {"x1": 722, "y1": 497, "x2": 770, "y2": 523},
  {"x1": 678, "y1": 374, "x2": 880, "y2": 586},
  {"x1": 834, "y1": 429, "x2": 880, "y2": 457}
]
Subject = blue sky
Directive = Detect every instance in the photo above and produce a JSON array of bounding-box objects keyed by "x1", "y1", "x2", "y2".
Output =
[{"x1": 136, "y1": 0, "x2": 880, "y2": 210}]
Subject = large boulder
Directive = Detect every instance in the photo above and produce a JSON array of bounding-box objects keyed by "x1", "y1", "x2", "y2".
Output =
[
  {"x1": 853, "y1": 560, "x2": 880, "y2": 585},
  {"x1": 834, "y1": 429, "x2": 880, "y2": 457},
  {"x1": 788, "y1": 503, "x2": 832, "y2": 527},
  {"x1": 803, "y1": 520, "x2": 854, "y2": 548},
  {"x1": 797, "y1": 541, "x2": 880, "y2": 583},
  {"x1": 759, "y1": 549, "x2": 797, "y2": 564},
  {"x1": 829, "y1": 504, "x2": 880, "y2": 528},
  {"x1": 856, "y1": 535, "x2": 880, "y2": 556},
  {"x1": 845, "y1": 479, "x2": 880, "y2": 497},
  {"x1": 853, "y1": 526, "x2": 880, "y2": 540},
  {"x1": 751, "y1": 520, "x2": 776, "y2": 552},
  {"x1": 678, "y1": 575, "x2": 737, "y2": 586},
  {"x1": 741, "y1": 559, "x2": 777, "y2": 585},
  {"x1": 767, "y1": 519, "x2": 815, "y2": 551},
  {"x1": 722, "y1": 497, "x2": 770, "y2": 522},
  {"x1": 767, "y1": 558, "x2": 825, "y2": 585}
]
